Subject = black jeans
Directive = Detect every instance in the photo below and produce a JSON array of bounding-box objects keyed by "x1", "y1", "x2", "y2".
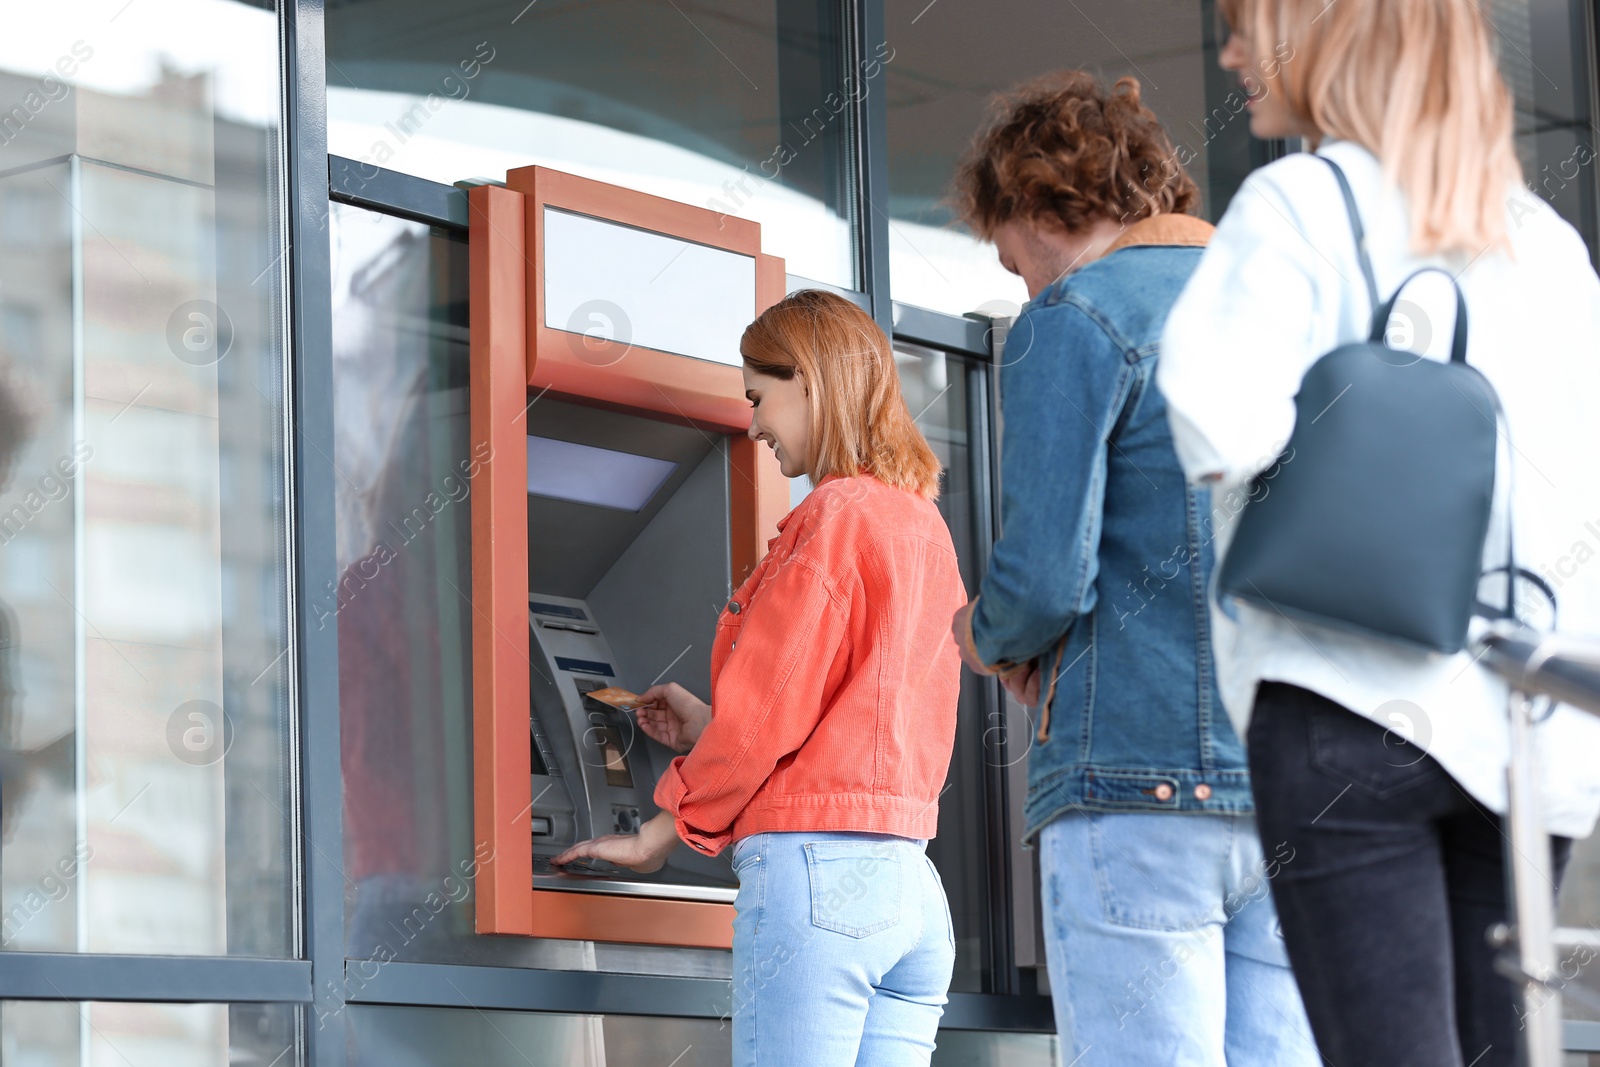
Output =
[{"x1": 1248, "y1": 681, "x2": 1572, "y2": 1067}]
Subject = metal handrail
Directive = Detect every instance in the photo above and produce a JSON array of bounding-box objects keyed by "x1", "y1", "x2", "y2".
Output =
[
  {"x1": 1475, "y1": 624, "x2": 1600, "y2": 1067},
  {"x1": 1478, "y1": 628, "x2": 1600, "y2": 718}
]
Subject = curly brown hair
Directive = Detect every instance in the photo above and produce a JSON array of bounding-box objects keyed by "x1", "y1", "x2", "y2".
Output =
[{"x1": 952, "y1": 71, "x2": 1200, "y2": 238}]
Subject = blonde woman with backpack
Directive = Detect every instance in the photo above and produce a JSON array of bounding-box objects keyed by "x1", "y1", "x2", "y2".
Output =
[{"x1": 1157, "y1": 1, "x2": 1600, "y2": 1064}]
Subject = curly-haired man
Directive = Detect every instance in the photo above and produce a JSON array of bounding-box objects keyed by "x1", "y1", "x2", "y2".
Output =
[{"x1": 949, "y1": 72, "x2": 1317, "y2": 1066}]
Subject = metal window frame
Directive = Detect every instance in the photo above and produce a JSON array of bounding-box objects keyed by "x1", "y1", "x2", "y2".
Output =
[
  {"x1": 1583, "y1": 0, "x2": 1600, "y2": 270},
  {"x1": 287, "y1": 0, "x2": 347, "y2": 1064},
  {"x1": 0, "y1": 955, "x2": 311, "y2": 1004},
  {"x1": 851, "y1": 0, "x2": 894, "y2": 334}
]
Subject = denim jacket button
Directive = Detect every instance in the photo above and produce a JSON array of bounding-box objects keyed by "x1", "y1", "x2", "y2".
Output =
[
  {"x1": 1153, "y1": 783, "x2": 1174, "y2": 801},
  {"x1": 728, "y1": 601, "x2": 741, "y2": 615},
  {"x1": 1194, "y1": 783, "x2": 1212, "y2": 801}
]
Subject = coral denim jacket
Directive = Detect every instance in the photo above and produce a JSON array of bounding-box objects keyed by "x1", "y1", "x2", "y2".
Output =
[
  {"x1": 654, "y1": 474, "x2": 967, "y2": 856},
  {"x1": 959, "y1": 213, "x2": 1254, "y2": 842}
]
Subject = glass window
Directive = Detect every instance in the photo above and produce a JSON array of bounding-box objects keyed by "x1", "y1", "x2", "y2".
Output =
[
  {"x1": 1489, "y1": 0, "x2": 1600, "y2": 1021},
  {"x1": 934, "y1": 1030, "x2": 1060, "y2": 1064},
  {"x1": 895, "y1": 340, "x2": 995, "y2": 992},
  {"x1": 325, "y1": 0, "x2": 859, "y2": 287},
  {"x1": 884, "y1": 0, "x2": 1600, "y2": 316},
  {"x1": 884, "y1": 0, "x2": 1255, "y2": 316},
  {"x1": 1561, "y1": 832, "x2": 1600, "y2": 1023},
  {"x1": 349, "y1": 1006, "x2": 726, "y2": 1066},
  {"x1": 349, "y1": 1005, "x2": 1058, "y2": 1065},
  {"x1": 0, "y1": 2, "x2": 294, "y2": 956},
  {"x1": 0, "y1": 1001, "x2": 298, "y2": 1065},
  {"x1": 1490, "y1": 0, "x2": 1600, "y2": 258}
]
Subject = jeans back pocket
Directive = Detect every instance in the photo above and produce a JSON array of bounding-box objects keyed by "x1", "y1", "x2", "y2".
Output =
[
  {"x1": 805, "y1": 840, "x2": 902, "y2": 938},
  {"x1": 1307, "y1": 702, "x2": 1439, "y2": 800}
]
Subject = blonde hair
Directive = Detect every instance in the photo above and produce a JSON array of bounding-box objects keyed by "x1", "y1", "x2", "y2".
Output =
[
  {"x1": 740, "y1": 290, "x2": 943, "y2": 499},
  {"x1": 1221, "y1": 0, "x2": 1521, "y2": 255}
]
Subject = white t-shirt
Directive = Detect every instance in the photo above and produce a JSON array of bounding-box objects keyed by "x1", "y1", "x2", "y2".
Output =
[{"x1": 1157, "y1": 139, "x2": 1600, "y2": 839}]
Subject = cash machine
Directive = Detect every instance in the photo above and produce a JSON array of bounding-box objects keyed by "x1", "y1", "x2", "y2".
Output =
[
  {"x1": 519, "y1": 398, "x2": 750, "y2": 902},
  {"x1": 468, "y1": 165, "x2": 789, "y2": 948}
]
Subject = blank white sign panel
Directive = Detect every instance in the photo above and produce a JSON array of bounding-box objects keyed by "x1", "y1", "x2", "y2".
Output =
[{"x1": 542, "y1": 207, "x2": 757, "y2": 368}]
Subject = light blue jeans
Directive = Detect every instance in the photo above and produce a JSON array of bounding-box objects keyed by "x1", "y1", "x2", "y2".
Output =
[
  {"x1": 729, "y1": 831, "x2": 956, "y2": 1067},
  {"x1": 1039, "y1": 812, "x2": 1318, "y2": 1067}
]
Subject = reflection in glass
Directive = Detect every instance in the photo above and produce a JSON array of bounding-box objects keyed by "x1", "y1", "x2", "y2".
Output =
[
  {"x1": 1488, "y1": 0, "x2": 1599, "y2": 260},
  {"x1": 0, "y1": 1001, "x2": 298, "y2": 1066},
  {"x1": 349, "y1": 1005, "x2": 706, "y2": 1067},
  {"x1": 327, "y1": 0, "x2": 858, "y2": 286},
  {"x1": 884, "y1": 0, "x2": 1600, "y2": 314},
  {"x1": 1484, "y1": 0, "x2": 1600, "y2": 1021},
  {"x1": 348, "y1": 1004, "x2": 1059, "y2": 1066},
  {"x1": 1561, "y1": 829, "x2": 1600, "y2": 1022},
  {"x1": 934, "y1": 1030, "x2": 1060, "y2": 1065},
  {"x1": 543, "y1": 208, "x2": 756, "y2": 367},
  {"x1": 0, "y1": 1, "x2": 294, "y2": 956},
  {"x1": 896, "y1": 341, "x2": 992, "y2": 992},
  {"x1": 883, "y1": 0, "x2": 1259, "y2": 316}
]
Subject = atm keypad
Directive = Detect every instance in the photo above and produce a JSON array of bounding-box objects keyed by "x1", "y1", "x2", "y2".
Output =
[{"x1": 533, "y1": 854, "x2": 623, "y2": 878}]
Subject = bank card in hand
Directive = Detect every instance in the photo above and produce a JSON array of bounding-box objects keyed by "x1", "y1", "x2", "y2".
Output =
[{"x1": 586, "y1": 686, "x2": 647, "y2": 711}]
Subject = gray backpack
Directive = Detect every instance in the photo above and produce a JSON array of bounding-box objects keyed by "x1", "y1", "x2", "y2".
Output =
[{"x1": 1217, "y1": 156, "x2": 1538, "y2": 654}]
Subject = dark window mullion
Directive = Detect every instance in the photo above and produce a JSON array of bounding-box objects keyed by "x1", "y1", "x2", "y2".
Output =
[
  {"x1": 853, "y1": 0, "x2": 893, "y2": 333},
  {"x1": 0, "y1": 953, "x2": 311, "y2": 1003},
  {"x1": 285, "y1": 0, "x2": 348, "y2": 1064}
]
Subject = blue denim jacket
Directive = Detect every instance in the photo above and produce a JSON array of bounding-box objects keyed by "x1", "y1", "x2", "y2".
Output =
[{"x1": 968, "y1": 215, "x2": 1251, "y2": 842}]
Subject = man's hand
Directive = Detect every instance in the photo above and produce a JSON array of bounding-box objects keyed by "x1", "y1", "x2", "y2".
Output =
[
  {"x1": 953, "y1": 600, "x2": 1044, "y2": 706},
  {"x1": 952, "y1": 600, "x2": 995, "y2": 675},
  {"x1": 635, "y1": 683, "x2": 712, "y2": 753},
  {"x1": 552, "y1": 811, "x2": 678, "y2": 873},
  {"x1": 999, "y1": 660, "x2": 1042, "y2": 707}
]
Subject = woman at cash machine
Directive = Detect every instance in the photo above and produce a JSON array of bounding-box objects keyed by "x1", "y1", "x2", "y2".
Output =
[{"x1": 554, "y1": 290, "x2": 966, "y2": 1067}]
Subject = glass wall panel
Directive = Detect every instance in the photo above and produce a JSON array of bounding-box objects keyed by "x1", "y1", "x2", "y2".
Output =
[
  {"x1": 1491, "y1": 0, "x2": 1600, "y2": 1024},
  {"x1": 883, "y1": 0, "x2": 1255, "y2": 316},
  {"x1": 1490, "y1": 0, "x2": 1600, "y2": 261},
  {"x1": 0, "y1": 1001, "x2": 298, "y2": 1066},
  {"x1": 348, "y1": 1006, "x2": 724, "y2": 1067},
  {"x1": 1561, "y1": 833, "x2": 1600, "y2": 1023},
  {"x1": 0, "y1": 1, "x2": 294, "y2": 956},
  {"x1": 894, "y1": 341, "x2": 992, "y2": 992},
  {"x1": 325, "y1": 0, "x2": 859, "y2": 287},
  {"x1": 348, "y1": 1004, "x2": 1054, "y2": 1066},
  {"x1": 884, "y1": 0, "x2": 1600, "y2": 316},
  {"x1": 933, "y1": 1029, "x2": 1059, "y2": 1065}
]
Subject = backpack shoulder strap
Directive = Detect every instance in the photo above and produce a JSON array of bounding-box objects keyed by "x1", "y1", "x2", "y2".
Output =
[{"x1": 1317, "y1": 154, "x2": 1380, "y2": 315}]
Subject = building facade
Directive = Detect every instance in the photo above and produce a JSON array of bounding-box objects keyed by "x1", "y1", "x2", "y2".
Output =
[{"x1": 0, "y1": 0, "x2": 1596, "y2": 1063}]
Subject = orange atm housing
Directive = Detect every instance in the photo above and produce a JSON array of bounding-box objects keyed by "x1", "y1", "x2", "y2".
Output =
[{"x1": 468, "y1": 166, "x2": 789, "y2": 947}]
